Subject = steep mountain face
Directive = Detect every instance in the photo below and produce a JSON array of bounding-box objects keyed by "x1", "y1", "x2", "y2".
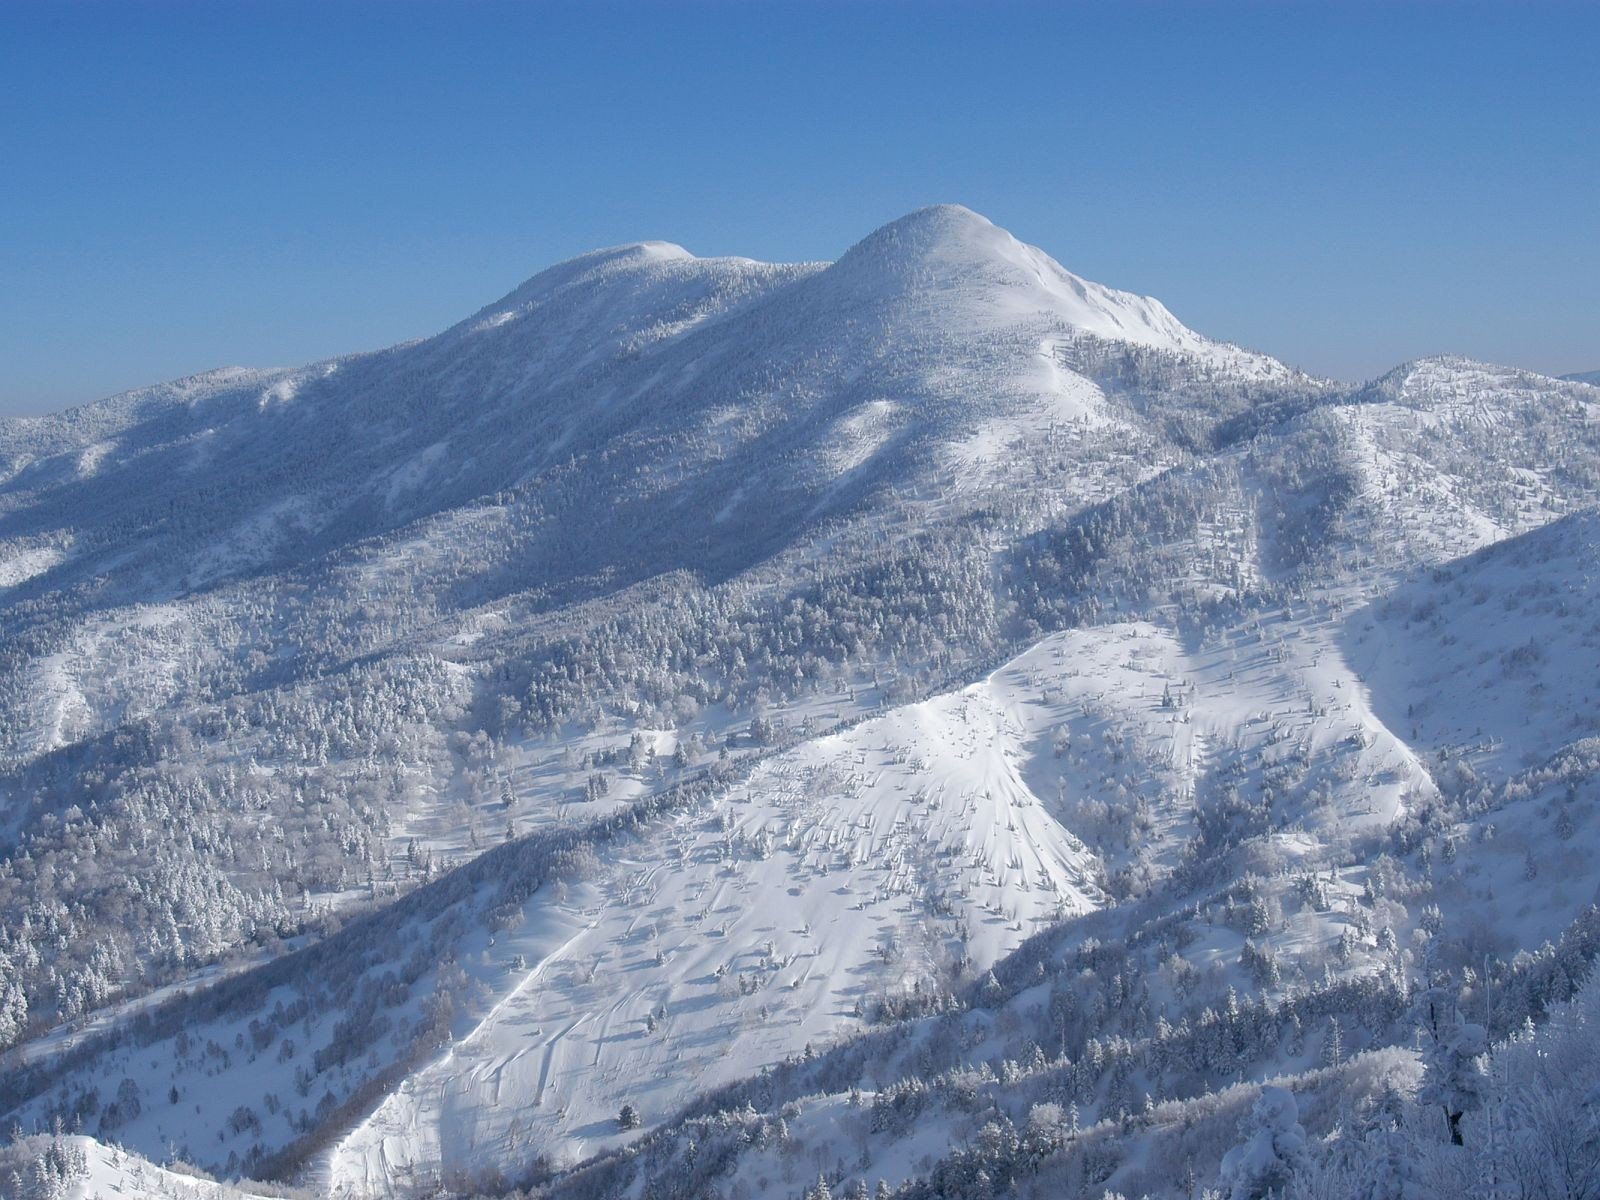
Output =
[{"x1": 2, "y1": 207, "x2": 1598, "y2": 1200}]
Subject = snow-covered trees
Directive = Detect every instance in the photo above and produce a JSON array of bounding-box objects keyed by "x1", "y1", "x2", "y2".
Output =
[
  {"x1": 1287, "y1": 965, "x2": 1600, "y2": 1200},
  {"x1": 1414, "y1": 986, "x2": 1488, "y2": 1147},
  {"x1": 0, "y1": 960, "x2": 26, "y2": 1047},
  {"x1": 1218, "y1": 1086, "x2": 1308, "y2": 1200},
  {"x1": 0, "y1": 1136, "x2": 87, "y2": 1200}
]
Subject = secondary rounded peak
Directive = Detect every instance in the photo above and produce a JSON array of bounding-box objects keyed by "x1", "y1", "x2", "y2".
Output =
[
  {"x1": 572, "y1": 239, "x2": 696, "y2": 266},
  {"x1": 467, "y1": 239, "x2": 702, "y2": 325},
  {"x1": 1358, "y1": 354, "x2": 1591, "y2": 411},
  {"x1": 1371, "y1": 354, "x2": 1534, "y2": 388},
  {"x1": 516, "y1": 238, "x2": 697, "y2": 290}
]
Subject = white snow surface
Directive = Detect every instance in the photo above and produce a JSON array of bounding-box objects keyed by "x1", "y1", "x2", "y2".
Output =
[
  {"x1": 325, "y1": 603, "x2": 1444, "y2": 1195},
  {"x1": 327, "y1": 638, "x2": 1112, "y2": 1194}
]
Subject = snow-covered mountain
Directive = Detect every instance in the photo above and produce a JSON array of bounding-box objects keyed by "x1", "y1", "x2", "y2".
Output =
[
  {"x1": 3, "y1": 206, "x2": 1598, "y2": 1200},
  {"x1": 0, "y1": 207, "x2": 1292, "y2": 607}
]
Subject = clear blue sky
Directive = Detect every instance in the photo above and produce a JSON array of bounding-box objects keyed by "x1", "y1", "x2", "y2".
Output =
[{"x1": 2, "y1": 1, "x2": 1596, "y2": 414}]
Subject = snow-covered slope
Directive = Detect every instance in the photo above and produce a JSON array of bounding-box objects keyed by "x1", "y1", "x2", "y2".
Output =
[
  {"x1": 0, "y1": 1134, "x2": 287, "y2": 1200},
  {"x1": 328, "y1": 642, "x2": 1109, "y2": 1193},
  {"x1": 1350, "y1": 507, "x2": 1600, "y2": 773},
  {"x1": 71, "y1": 1138, "x2": 282, "y2": 1200}
]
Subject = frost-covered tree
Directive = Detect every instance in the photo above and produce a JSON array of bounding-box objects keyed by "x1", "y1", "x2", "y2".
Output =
[
  {"x1": 1218, "y1": 1085, "x2": 1308, "y2": 1200},
  {"x1": 1414, "y1": 986, "x2": 1488, "y2": 1146}
]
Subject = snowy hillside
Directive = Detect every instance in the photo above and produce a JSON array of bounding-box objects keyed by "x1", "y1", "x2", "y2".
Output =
[
  {"x1": 0, "y1": 1136, "x2": 286, "y2": 1200},
  {"x1": 329, "y1": 645, "x2": 1107, "y2": 1195},
  {"x1": 3, "y1": 207, "x2": 1599, "y2": 1200},
  {"x1": 1353, "y1": 508, "x2": 1600, "y2": 773}
]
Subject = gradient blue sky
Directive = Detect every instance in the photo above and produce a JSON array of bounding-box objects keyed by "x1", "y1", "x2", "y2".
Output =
[{"x1": 2, "y1": 1, "x2": 1596, "y2": 414}]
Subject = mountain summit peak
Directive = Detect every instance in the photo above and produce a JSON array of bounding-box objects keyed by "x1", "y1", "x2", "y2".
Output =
[
  {"x1": 824, "y1": 204, "x2": 1236, "y2": 358},
  {"x1": 835, "y1": 203, "x2": 1017, "y2": 274},
  {"x1": 867, "y1": 202, "x2": 997, "y2": 238}
]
